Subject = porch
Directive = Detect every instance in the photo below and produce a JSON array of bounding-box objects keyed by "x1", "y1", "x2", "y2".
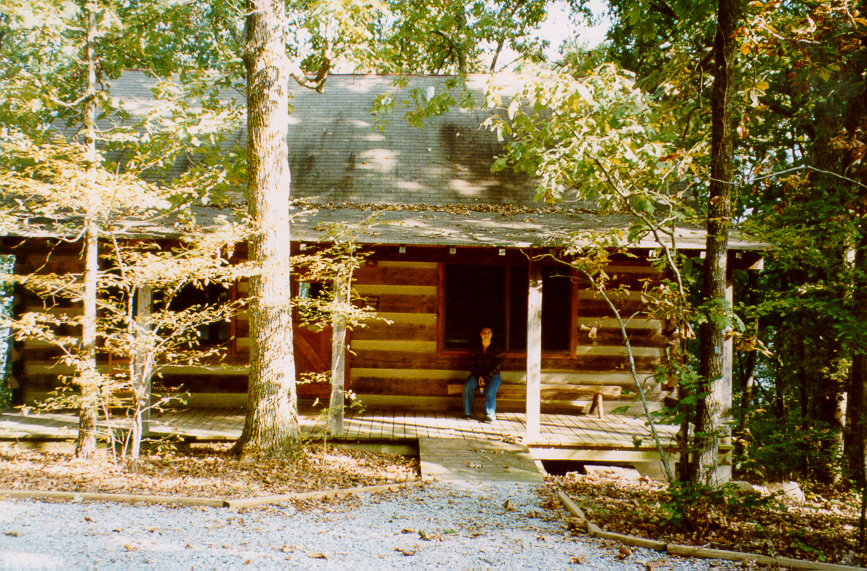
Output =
[{"x1": 0, "y1": 406, "x2": 678, "y2": 476}]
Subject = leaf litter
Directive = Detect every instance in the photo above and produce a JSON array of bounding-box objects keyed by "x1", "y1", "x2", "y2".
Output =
[
  {"x1": 0, "y1": 442, "x2": 419, "y2": 500},
  {"x1": 550, "y1": 469, "x2": 862, "y2": 566}
]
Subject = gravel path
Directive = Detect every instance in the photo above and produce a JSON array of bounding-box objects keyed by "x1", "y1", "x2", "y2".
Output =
[{"x1": 1, "y1": 482, "x2": 736, "y2": 570}]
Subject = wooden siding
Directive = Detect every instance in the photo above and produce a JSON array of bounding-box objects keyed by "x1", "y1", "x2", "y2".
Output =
[
  {"x1": 347, "y1": 259, "x2": 673, "y2": 412},
  {"x1": 7, "y1": 241, "x2": 675, "y2": 412}
]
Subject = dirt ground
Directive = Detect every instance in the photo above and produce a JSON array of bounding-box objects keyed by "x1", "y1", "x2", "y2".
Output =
[
  {"x1": 550, "y1": 468, "x2": 863, "y2": 566},
  {"x1": 0, "y1": 443, "x2": 862, "y2": 566},
  {"x1": 0, "y1": 442, "x2": 420, "y2": 499}
]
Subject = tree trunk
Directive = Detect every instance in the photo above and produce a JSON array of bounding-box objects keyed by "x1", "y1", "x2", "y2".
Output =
[
  {"x1": 694, "y1": 0, "x2": 741, "y2": 487},
  {"x1": 76, "y1": 3, "x2": 99, "y2": 459},
  {"x1": 849, "y1": 243, "x2": 867, "y2": 485},
  {"x1": 129, "y1": 285, "x2": 153, "y2": 471},
  {"x1": 232, "y1": 0, "x2": 301, "y2": 458},
  {"x1": 734, "y1": 270, "x2": 758, "y2": 460}
]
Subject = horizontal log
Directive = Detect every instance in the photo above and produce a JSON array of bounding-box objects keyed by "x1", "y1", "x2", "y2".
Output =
[
  {"x1": 355, "y1": 265, "x2": 438, "y2": 287},
  {"x1": 447, "y1": 383, "x2": 623, "y2": 399},
  {"x1": 577, "y1": 299, "x2": 651, "y2": 318},
  {"x1": 497, "y1": 386, "x2": 627, "y2": 401},
  {"x1": 374, "y1": 312, "x2": 437, "y2": 324},
  {"x1": 365, "y1": 293, "x2": 437, "y2": 313},
  {"x1": 156, "y1": 375, "x2": 249, "y2": 393},
  {"x1": 354, "y1": 284, "x2": 437, "y2": 296},
  {"x1": 574, "y1": 328, "x2": 668, "y2": 347},
  {"x1": 354, "y1": 377, "x2": 632, "y2": 401},
  {"x1": 351, "y1": 340, "x2": 436, "y2": 352},
  {"x1": 352, "y1": 321, "x2": 436, "y2": 341},
  {"x1": 352, "y1": 368, "x2": 659, "y2": 387},
  {"x1": 349, "y1": 351, "x2": 659, "y2": 372}
]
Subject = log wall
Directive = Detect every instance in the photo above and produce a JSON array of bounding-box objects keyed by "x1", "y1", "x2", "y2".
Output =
[
  {"x1": 347, "y1": 258, "x2": 673, "y2": 413},
  {"x1": 6, "y1": 240, "x2": 675, "y2": 412}
]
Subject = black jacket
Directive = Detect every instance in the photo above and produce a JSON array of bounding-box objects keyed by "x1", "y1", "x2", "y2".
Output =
[{"x1": 468, "y1": 343, "x2": 503, "y2": 382}]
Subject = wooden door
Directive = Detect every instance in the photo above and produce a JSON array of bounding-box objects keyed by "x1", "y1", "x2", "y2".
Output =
[
  {"x1": 294, "y1": 322, "x2": 332, "y2": 399},
  {"x1": 294, "y1": 281, "x2": 333, "y2": 400}
]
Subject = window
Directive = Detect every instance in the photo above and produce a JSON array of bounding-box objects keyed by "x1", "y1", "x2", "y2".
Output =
[
  {"x1": 166, "y1": 283, "x2": 232, "y2": 346},
  {"x1": 443, "y1": 264, "x2": 572, "y2": 352},
  {"x1": 295, "y1": 281, "x2": 331, "y2": 326}
]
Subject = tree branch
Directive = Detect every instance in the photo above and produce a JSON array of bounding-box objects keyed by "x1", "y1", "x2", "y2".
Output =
[{"x1": 287, "y1": 57, "x2": 330, "y2": 93}]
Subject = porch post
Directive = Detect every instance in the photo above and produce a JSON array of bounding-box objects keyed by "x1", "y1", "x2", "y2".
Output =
[
  {"x1": 719, "y1": 267, "x2": 734, "y2": 482},
  {"x1": 526, "y1": 262, "x2": 542, "y2": 442},
  {"x1": 329, "y1": 276, "x2": 347, "y2": 436},
  {"x1": 135, "y1": 285, "x2": 153, "y2": 436}
]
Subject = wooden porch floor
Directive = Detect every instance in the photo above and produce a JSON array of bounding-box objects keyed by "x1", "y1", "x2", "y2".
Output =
[{"x1": 0, "y1": 407, "x2": 677, "y2": 453}]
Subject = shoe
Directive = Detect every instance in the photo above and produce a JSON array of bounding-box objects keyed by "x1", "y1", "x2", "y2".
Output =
[
  {"x1": 483, "y1": 415, "x2": 495, "y2": 423},
  {"x1": 463, "y1": 414, "x2": 473, "y2": 420}
]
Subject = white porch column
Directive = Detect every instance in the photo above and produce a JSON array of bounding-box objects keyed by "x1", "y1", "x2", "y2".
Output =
[
  {"x1": 135, "y1": 285, "x2": 153, "y2": 436},
  {"x1": 329, "y1": 276, "x2": 347, "y2": 437},
  {"x1": 719, "y1": 268, "x2": 734, "y2": 483},
  {"x1": 526, "y1": 262, "x2": 542, "y2": 442}
]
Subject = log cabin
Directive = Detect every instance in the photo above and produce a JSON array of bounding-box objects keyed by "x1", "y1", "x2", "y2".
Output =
[{"x1": 0, "y1": 72, "x2": 764, "y2": 445}]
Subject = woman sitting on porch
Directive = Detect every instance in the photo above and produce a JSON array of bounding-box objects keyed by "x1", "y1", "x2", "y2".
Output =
[{"x1": 463, "y1": 327, "x2": 504, "y2": 423}]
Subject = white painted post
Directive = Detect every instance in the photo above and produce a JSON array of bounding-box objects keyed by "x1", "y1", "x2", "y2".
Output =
[
  {"x1": 330, "y1": 276, "x2": 347, "y2": 437},
  {"x1": 526, "y1": 262, "x2": 542, "y2": 443},
  {"x1": 719, "y1": 268, "x2": 734, "y2": 483},
  {"x1": 135, "y1": 285, "x2": 153, "y2": 436}
]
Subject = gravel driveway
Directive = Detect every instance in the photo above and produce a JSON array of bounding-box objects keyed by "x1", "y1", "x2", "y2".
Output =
[{"x1": 1, "y1": 481, "x2": 736, "y2": 570}]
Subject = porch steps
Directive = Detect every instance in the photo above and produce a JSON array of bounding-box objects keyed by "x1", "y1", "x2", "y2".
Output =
[{"x1": 418, "y1": 436, "x2": 544, "y2": 483}]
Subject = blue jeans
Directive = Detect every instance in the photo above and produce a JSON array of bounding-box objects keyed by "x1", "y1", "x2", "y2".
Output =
[{"x1": 463, "y1": 373, "x2": 502, "y2": 418}]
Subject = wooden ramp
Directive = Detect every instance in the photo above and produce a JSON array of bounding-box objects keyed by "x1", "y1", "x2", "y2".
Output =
[{"x1": 418, "y1": 436, "x2": 544, "y2": 483}]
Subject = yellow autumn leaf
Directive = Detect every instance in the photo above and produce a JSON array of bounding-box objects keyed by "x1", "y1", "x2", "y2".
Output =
[
  {"x1": 740, "y1": 43, "x2": 751, "y2": 56},
  {"x1": 755, "y1": 81, "x2": 769, "y2": 91}
]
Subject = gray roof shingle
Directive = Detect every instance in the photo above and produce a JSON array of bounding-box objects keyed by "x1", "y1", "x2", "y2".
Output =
[{"x1": 2, "y1": 72, "x2": 766, "y2": 252}]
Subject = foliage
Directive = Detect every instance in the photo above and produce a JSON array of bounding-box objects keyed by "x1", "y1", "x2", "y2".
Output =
[
  {"x1": 544, "y1": 232, "x2": 677, "y2": 482},
  {"x1": 291, "y1": 219, "x2": 389, "y2": 334},
  {"x1": 292, "y1": 219, "x2": 390, "y2": 437},
  {"x1": 374, "y1": 0, "x2": 550, "y2": 74},
  {"x1": 0, "y1": 256, "x2": 13, "y2": 409},
  {"x1": 660, "y1": 480, "x2": 784, "y2": 531},
  {"x1": 0, "y1": 128, "x2": 253, "y2": 469},
  {"x1": 558, "y1": 470, "x2": 859, "y2": 565},
  {"x1": 6, "y1": 219, "x2": 252, "y2": 471},
  {"x1": 735, "y1": 412, "x2": 845, "y2": 482}
]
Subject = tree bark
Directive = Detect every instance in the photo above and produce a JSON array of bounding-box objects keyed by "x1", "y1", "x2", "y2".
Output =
[
  {"x1": 129, "y1": 284, "x2": 153, "y2": 470},
  {"x1": 232, "y1": 0, "x2": 301, "y2": 458},
  {"x1": 76, "y1": 2, "x2": 99, "y2": 459},
  {"x1": 694, "y1": 0, "x2": 741, "y2": 487},
  {"x1": 849, "y1": 242, "x2": 867, "y2": 485},
  {"x1": 734, "y1": 270, "x2": 758, "y2": 460}
]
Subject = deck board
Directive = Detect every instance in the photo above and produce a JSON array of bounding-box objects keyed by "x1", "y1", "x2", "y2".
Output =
[{"x1": 0, "y1": 407, "x2": 678, "y2": 454}]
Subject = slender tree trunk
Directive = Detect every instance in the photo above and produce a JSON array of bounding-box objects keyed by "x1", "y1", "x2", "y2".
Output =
[
  {"x1": 232, "y1": 0, "x2": 301, "y2": 458},
  {"x1": 694, "y1": 0, "x2": 741, "y2": 487},
  {"x1": 849, "y1": 241, "x2": 867, "y2": 485},
  {"x1": 734, "y1": 270, "x2": 758, "y2": 459},
  {"x1": 845, "y1": 31, "x2": 867, "y2": 487},
  {"x1": 76, "y1": 2, "x2": 99, "y2": 459},
  {"x1": 129, "y1": 285, "x2": 153, "y2": 470}
]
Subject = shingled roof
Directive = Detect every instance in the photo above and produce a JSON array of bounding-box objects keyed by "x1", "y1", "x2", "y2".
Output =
[{"x1": 3, "y1": 72, "x2": 765, "y2": 251}]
